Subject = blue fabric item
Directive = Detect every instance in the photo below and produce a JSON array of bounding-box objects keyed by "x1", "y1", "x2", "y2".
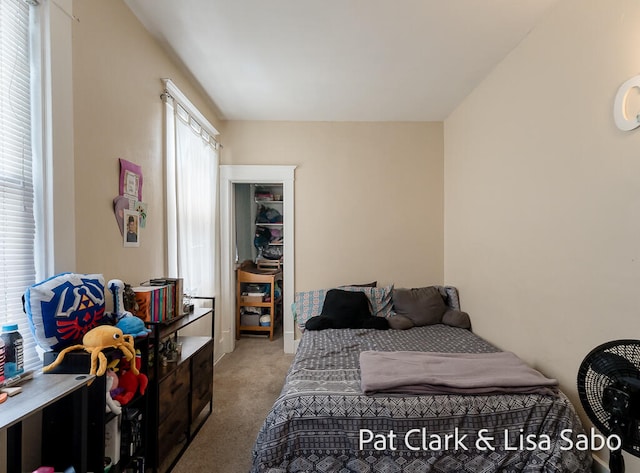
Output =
[
  {"x1": 116, "y1": 315, "x2": 151, "y2": 338},
  {"x1": 24, "y1": 272, "x2": 106, "y2": 350}
]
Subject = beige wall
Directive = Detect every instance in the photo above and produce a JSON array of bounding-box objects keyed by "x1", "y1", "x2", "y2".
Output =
[
  {"x1": 14, "y1": 2, "x2": 223, "y2": 471},
  {"x1": 69, "y1": 0, "x2": 445, "y2": 375},
  {"x1": 221, "y1": 121, "x2": 444, "y2": 291},
  {"x1": 445, "y1": 0, "x2": 640, "y2": 466},
  {"x1": 72, "y1": 0, "x2": 221, "y2": 285},
  {"x1": 72, "y1": 0, "x2": 220, "y2": 373},
  {"x1": 70, "y1": 0, "x2": 627, "y2": 465}
]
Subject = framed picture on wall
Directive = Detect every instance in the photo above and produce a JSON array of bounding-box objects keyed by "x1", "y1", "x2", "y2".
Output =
[
  {"x1": 124, "y1": 171, "x2": 139, "y2": 198},
  {"x1": 119, "y1": 158, "x2": 143, "y2": 203},
  {"x1": 123, "y1": 209, "x2": 140, "y2": 248}
]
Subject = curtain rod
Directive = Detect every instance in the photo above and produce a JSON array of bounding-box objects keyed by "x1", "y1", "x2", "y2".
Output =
[
  {"x1": 161, "y1": 79, "x2": 220, "y2": 140},
  {"x1": 50, "y1": 0, "x2": 81, "y2": 22}
]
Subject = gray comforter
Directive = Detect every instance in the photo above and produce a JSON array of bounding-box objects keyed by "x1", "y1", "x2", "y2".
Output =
[{"x1": 251, "y1": 325, "x2": 592, "y2": 473}]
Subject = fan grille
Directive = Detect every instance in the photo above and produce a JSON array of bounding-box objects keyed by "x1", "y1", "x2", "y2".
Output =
[{"x1": 577, "y1": 339, "x2": 640, "y2": 457}]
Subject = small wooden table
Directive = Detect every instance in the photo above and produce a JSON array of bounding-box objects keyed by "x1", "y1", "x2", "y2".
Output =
[{"x1": 0, "y1": 372, "x2": 94, "y2": 473}]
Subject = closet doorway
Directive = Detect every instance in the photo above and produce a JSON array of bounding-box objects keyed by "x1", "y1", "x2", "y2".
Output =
[{"x1": 219, "y1": 165, "x2": 296, "y2": 356}]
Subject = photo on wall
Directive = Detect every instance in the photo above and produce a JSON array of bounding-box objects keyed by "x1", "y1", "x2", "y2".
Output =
[{"x1": 123, "y1": 209, "x2": 140, "y2": 248}]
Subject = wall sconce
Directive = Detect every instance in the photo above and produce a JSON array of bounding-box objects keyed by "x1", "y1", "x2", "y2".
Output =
[{"x1": 614, "y1": 75, "x2": 640, "y2": 131}]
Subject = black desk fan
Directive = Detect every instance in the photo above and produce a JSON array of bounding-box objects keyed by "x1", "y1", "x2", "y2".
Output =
[{"x1": 577, "y1": 340, "x2": 640, "y2": 473}]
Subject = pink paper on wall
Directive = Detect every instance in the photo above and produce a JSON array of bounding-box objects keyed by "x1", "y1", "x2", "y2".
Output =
[{"x1": 119, "y1": 158, "x2": 143, "y2": 201}]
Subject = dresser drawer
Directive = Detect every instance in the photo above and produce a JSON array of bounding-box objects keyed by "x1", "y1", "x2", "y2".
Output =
[
  {"x1": 157, "y1": 395, "x2": 189, "y2": 466},
  {"x1": 192, "y1": 341, "x2": 213, "y2": 373},
  {"x1": 158, "y1": 361, "x2": 190, "y2": 424},
  {"x1": 191, "y1": 342, "x2": 213, "y2": 419}
]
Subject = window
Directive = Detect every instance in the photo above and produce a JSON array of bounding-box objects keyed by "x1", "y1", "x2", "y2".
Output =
[
  {"x1": 0, "y1": 0, "x2": 41, "y2": 373},
  {"x1": 162, "y1": 79, "x2": 219, "y2": 301}
]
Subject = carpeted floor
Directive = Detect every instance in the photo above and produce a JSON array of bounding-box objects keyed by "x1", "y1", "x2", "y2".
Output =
[{"x1": 171, "y1": 333, "x2": 294, "y2": 473}]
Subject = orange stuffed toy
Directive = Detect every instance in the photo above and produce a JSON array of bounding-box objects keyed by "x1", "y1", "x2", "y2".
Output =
[{"x1": 112, "y1": 350, "x2": 148, "y2": 405}]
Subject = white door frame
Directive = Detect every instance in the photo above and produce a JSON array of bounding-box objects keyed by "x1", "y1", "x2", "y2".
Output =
[{"x1": 219, "y1": 165, "x2": 296, "y2": 354}]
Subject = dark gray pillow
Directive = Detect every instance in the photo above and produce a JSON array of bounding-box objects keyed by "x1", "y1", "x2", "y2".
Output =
[
  {"x1": 442, "y1": 309, "x2": 471, "y2": 329},
  {"x1": 305, "y1": 289, "x2": 390, "y2": 331},
  {"x1": 392, "y1": 286, "x2": 447, "y2": 326},
  {"x1": 387, "y1": 314, "x2": 415, "y2": 330}
]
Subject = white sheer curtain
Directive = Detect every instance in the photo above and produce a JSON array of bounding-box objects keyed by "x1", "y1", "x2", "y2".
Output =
[
  {"x1": 175, "y1": 114, "x2": 217, "y2": 298},
  {"x1": 163, "y1": 80, "x2": 218, "y2": 300}
]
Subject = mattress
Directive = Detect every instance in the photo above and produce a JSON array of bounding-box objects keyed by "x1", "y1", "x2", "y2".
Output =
[{"x1": 251, "y1": 325, "x2": 592, "y2": 473}]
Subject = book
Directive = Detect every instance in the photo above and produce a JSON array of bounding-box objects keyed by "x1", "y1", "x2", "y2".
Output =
[
  {"x1": 131, "y1": 285, "x2": 169, "y2": 322},
  {"x1": 148, "y1": 277, "x2": 184, "y2": 318}
]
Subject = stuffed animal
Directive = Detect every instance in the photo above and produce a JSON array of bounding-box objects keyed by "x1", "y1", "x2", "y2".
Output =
[
  {"x1": 122, "y1": 283, "x2": 137, "y2": 314},
  {"x1": 116, "y1": 314, "x2": 151, "y2": 338},
  {"x1": 108, "y1": 279, "x2": 151, "y2": 337},
  {"x1": 42, "y1": 325, "x2": 138, "y2": 378},
  {"x1": 105, "y1": 369, "x2": 122, "y2": 415},
  {"x1": 112, "y1": 351, "x2": 148, "y2": 406},
  {"x1": 107, "y1": 279, "x2": 135, "y2": 321}
]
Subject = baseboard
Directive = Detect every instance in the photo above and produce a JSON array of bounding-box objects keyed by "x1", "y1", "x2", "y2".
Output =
[
  {"x1": 214, "y1": 352, "x2": 227, "y2": 366},
  {"x1": 592, "y1": 454, "x2": 609, "y2": 473},
  {"x1": 284, "y1": 329, "x2": 298, "y2": 354}
]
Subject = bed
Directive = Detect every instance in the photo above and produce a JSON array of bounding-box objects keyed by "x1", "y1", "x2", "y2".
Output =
[{"x1": 251, "y1": 287, "x2": 592, "y2": 473}]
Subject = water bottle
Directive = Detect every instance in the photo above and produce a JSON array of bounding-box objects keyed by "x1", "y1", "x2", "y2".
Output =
[{"x1": 2, "y1": 324, "x2": 24, "y2": 379}]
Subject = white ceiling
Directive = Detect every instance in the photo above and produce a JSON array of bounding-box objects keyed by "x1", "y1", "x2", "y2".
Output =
[{"x1": 124, "y1": 0, "x2": 561, "y2": 122}]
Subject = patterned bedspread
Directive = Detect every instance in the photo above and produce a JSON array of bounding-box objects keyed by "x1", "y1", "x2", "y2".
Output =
[{"x1": 251, "y1": 326, "x2": 592, "y2": 473}]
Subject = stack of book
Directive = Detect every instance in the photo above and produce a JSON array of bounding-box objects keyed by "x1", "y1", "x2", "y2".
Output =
[{"x1": 131, "y1": 277, "x2": 183, "y2": 322}]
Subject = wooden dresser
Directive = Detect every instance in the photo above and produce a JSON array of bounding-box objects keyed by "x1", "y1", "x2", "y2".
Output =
[{"x1": 147, "y1": 308, "x2": 214, "y2": 473}]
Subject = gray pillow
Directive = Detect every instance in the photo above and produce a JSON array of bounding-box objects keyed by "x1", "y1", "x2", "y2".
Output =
[
  {"x1": 392, "y1": 286, "x2": 447, "y2": 326},
  {"x1": 387, "y1": 314, "x2": 415, "y2": 330},
  {"x1": 442, "y1": 309, "x2": 471, "y2": 329}
]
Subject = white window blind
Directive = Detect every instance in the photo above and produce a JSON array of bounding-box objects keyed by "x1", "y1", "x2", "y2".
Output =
[{"x1": 0, "y1": 0, "x2": 40, "y2": 373}]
